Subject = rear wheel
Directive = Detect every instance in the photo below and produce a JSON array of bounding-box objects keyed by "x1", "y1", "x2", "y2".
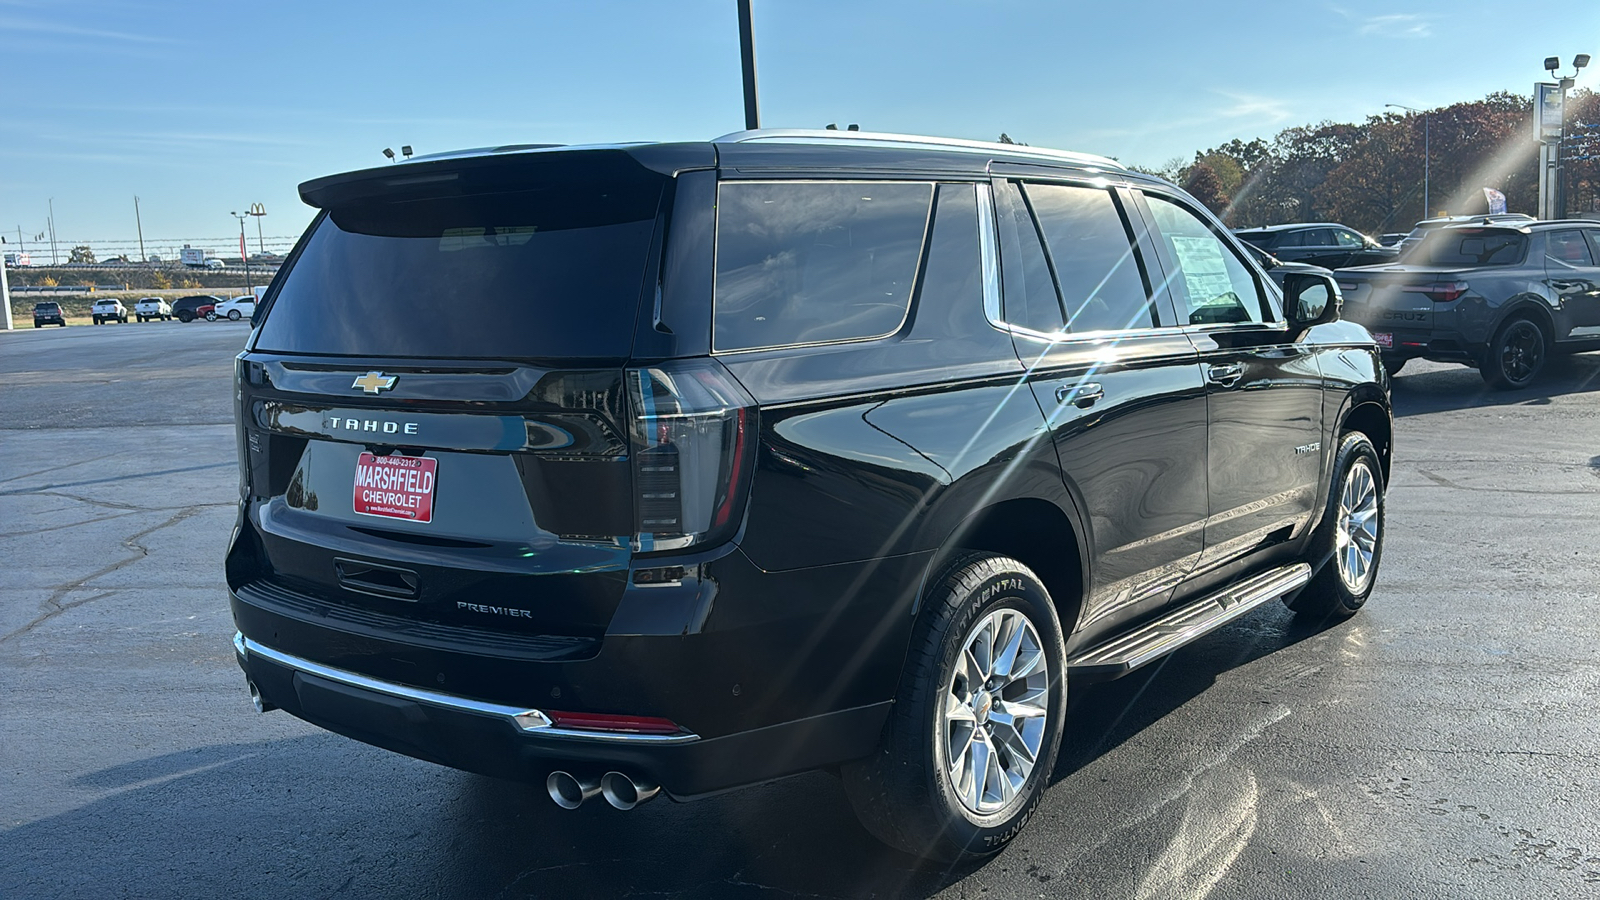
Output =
[
  {"x1": 228, "y1": 309, "x2": 242, "y2": 321},
  {"x1": 842, "y1": 553, "x2": 1066, "y2": 861},
  {"x1": 1482, "y1": 317, "x2": 1547, "y2": 390},
  {"x1": 177, "y1": 312, "x2": 193, "y2": 323},
  {"x1": 1288, "y1": 432, "x2": 1384, "y2": 620}
]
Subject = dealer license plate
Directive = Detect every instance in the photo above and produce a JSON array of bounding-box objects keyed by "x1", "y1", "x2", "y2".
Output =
[
  {"x1": 353, "y1": 452, "x2": 437, "y2": 523},
  {"x1": 1370, "y1": 332, "x2": 1393, "y2": 349}
]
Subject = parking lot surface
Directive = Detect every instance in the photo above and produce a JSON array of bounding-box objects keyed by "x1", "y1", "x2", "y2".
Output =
[{"x1": 3, "y1": 323, "x2": 1599, "y2": 899}]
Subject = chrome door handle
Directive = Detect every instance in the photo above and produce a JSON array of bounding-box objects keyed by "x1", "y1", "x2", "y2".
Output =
[
  {"x1": 1055, "y1": 382, "x2": 1104, "y2": 409},
  {"x1": 1206, "y1": 363, "x2": 1244, "y2": 387}
]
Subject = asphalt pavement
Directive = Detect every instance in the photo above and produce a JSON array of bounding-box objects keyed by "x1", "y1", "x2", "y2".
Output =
[{"x1": 2, "y1": 323, "x2": 1598, "y2": 899}]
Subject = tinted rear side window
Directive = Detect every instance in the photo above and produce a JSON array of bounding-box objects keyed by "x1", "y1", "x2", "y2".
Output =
[
  {"x1": 1236, "y1": 231, "x2": 1278, "y2": 250},
  {"x1": 713, "y1": 181, "x2": 933, "y2": 352},
  {"x1": 1415, "y1": 230, "x2": 1527, "y2": 267},
  {"x1": 256, "y1": 172, "x2": 663, "y2": 359}
]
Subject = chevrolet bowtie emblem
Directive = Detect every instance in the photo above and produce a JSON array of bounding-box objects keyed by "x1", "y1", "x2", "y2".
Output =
[{"x1": 352, "y1": 371, "x2": 398, "y2": 394}]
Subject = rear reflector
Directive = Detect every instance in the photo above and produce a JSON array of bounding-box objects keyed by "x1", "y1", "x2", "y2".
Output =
[
  {"x1": 1400, "y1": 281, "x2": 1469, "y2": 302},
  {"x1": 545, "y1": 710, "x2": 686, "y2": 735}
]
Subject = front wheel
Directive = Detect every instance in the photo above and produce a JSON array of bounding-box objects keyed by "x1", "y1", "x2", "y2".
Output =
[
  {"x1": 205, "y1": 312, "x2": 217, "y2": 322},
  {"x1": 1482, "y1": 317, "x2": 1547, "y2": 390},
  {"x1": 842, "y1": 553, "x2": 1066, "y2": 861},
  {"x1": 1288, "y1": 432, "x2": 1385, "y2": 619}
]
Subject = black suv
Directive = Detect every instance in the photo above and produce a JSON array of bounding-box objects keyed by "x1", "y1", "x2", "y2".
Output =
[
  {"x1": 1234, "y1": 222, "x2": 1398, "y2": 269},
  {"x1": 33, "y1": 301, "x2": 66, "y2": 327},
  {"x1": 171, "y1": 294, "x2": 222, "y2": 323},
  {"x1": 229, "y1": 130, "x2": 1392, "y2": 860}
]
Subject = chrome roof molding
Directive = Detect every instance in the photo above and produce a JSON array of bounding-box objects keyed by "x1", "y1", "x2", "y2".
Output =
[{"x1": 712, "y1": 128, "x2": 1126, "y2": 172}]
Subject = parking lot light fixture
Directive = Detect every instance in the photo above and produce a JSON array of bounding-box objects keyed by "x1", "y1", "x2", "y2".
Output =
[{"x1": 1386, "y1": 104, "x2": 1430, "y2": 217}]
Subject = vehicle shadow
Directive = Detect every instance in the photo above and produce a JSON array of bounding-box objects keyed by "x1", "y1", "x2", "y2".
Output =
[
  {"x1": 1390, "y1": 352, "x2": 1600, "y2": 418},
  {"x1": 0, "y1": 606, "x2": 1348, "y2": 900}
]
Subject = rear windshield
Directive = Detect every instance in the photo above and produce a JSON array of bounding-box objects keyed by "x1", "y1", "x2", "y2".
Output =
[
  {"x1": 35, "y1": 303, "x2": 58, "y2": 311},
  {"x1": 256, "y1": 160, "x2": 664, "y2": 359},
  {"x1": 1412, "y1": 229, "x2": 1528, "y2": 267}
]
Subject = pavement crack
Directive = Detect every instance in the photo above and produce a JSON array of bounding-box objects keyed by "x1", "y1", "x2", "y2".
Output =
[
  {"x1": 0, "y1": 510, "x2": 139, "y2": 539},
  {"x1": 0, "y1": 507, "x2": 203, "y2": 644},
  {"x1": 1411, "y1": 467, "x2": 1598, "y2": 495}
]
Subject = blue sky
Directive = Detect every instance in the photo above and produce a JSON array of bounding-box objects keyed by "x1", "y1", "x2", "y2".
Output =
[{"x1": 3, "y1": 0, "x2": 1597, "y2": 260}]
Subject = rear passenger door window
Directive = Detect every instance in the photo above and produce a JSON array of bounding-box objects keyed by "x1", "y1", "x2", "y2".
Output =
[
  {"x1": 1547, "y1": 229, "x2": 1596, "y2": 266},
  {"x1": 1022, "y1": 183, "x2": 1154, "y2": 333},
  {"x1": 1143, "y1": 194, "x2": 1270, "y2": 326},
  {"x1": 713, "y1": 181, "x2": 934, "y2": 352}
]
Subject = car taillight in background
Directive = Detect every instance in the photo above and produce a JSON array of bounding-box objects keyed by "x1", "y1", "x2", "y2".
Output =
[
  {"x1": 1401, "y1": 281, "x2": 1469, "y2": 302},
  {"x1": 627, "y1": 358, "x2": 756, "y2": 554}
]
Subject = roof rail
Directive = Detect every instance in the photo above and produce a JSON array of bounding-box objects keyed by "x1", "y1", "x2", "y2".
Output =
[{"x1": 712, "y1": 128, "x2": 1126, "y2": 171}]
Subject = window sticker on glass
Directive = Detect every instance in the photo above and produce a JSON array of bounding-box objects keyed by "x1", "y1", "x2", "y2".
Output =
[{"x1": 1169, "y1": 235, "x2": 1234, "y2": 305}]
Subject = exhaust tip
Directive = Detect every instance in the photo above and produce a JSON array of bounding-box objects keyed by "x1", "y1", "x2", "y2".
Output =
[
  {"x1": 247, "y1": 681, "x2": 273, "y2": 713},
  {"x1": 601, "y1": 771, "x2": 661, "y2": 810},
  {"x1": 546, "y1": 771, "x2": 600, "y2": 810}
]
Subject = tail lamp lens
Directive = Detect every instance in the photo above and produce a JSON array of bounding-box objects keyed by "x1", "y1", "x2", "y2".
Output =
[
  {"x1": 1401, "y1": 281, "x2": 1469, "y2": 302},
  {"x1": 626, "y1": 359, "x2": 756, "y2": 553}
]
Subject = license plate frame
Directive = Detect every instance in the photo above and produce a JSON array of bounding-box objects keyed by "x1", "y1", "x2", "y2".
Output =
[{"x1": 353, "y1": 452, "x2": 437, "y2": 524}]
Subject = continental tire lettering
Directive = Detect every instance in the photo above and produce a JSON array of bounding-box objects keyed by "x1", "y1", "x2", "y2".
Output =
[{"x1": 977, "y1": 577, "x2": 1025, "y2": 604}]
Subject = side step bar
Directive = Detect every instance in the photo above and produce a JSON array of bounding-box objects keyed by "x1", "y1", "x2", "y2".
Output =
[{"x1": 1066, "y1": 563, "x2": 1312, "y2": 678}]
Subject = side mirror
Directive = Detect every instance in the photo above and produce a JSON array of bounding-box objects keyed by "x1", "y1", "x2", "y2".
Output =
[{"x1": 1283, "y1": 272, "x2": 1341, "y2": 330}]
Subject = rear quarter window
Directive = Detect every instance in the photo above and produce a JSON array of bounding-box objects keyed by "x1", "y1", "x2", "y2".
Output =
[
  {"x1": 712, "y1": 181, "x2": 933, "y2": 352},
  {"x1": 1416, "y1": 230, "x2": 1528, "y2": 267}
]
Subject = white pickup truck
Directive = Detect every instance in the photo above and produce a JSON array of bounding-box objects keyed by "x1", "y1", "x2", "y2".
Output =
[{"x1": 134, "y1": 297, "x2": 172, "y2": 322}]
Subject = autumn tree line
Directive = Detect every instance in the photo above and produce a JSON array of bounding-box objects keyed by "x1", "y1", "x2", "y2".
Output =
[{"x1": 1136, "y1": 89, "x2": 1600, "y2": 235}]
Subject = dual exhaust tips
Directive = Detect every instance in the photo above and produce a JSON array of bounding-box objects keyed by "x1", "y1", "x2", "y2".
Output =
[{"x1": 547, "y1": 770, "x2": 660, "y2": 811}]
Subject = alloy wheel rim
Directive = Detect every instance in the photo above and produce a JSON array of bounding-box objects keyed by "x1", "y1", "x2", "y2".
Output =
[
  {"x1": 1335, "y1": 460, "x2": 1380, "y2": 593},
  {"x1": 942, "y1": 607, "x2": 1050, "y2": 815},
  {"x1": 1500, "y1": 323, "x2": 1542, "y2": 383}
]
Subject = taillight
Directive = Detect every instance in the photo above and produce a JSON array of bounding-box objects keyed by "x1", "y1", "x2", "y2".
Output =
[
  {"x1": 626, "y1": 358, "x2": 756, "y2": 554},
  {"x1": 1401, "y1": 281, "x2": 1469, "y2": 302}
]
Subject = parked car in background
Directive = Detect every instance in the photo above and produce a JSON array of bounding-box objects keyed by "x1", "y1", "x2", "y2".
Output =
[
  {"x1": 1242, "y1": 244, "x2": 1336, "y2": 292},
  {"x1": 91, "y1": 298, "x2": 128, "y2": 324},
  {"x1": 1395, "y1": 213, "x2": 1535, "y2": 259},
  {"x1": 171, "y1": 295, "x2": 222, "y2": 323},
  {"x1": 229, "y1": 129, "x2": 1390, "y2": 862},
  {"x1": 32, "y1": 301, "x2": 66, "y2": 327},
  {"x1": 1378, "y1": 233, "x2": 1407, "y2": 247},
  {"x1": 216, "y1": 294, "x2": 256, "y2": 321},
  {"x1": 1233, "y1": 223, "x2": 1398, "y2": 269},
  {"x1": 1338, "y1": 219, "x2": 1600, "y2": 388},
  {"x1": 134, "y1": 297, "x2": 172, "y2": 322}
]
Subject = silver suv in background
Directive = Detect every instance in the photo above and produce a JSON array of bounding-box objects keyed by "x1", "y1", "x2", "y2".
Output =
[{"x1": 1337, "y1": 220, "x2": 1600, "y2": 388}]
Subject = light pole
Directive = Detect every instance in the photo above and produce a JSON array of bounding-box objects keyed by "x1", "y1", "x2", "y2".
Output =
[
  {"x1": 230, "y1": 210, "x2": 252, "y2": 297},
  {"x1": 1543, "y1": 54, "x2": 1591, "y2": 218},
  {"x1": 1386, "y1": 104, "x2": 1430, "y2": 217},
  {"x1": 246, "y1": 203, "x2": 266, "y2": 256},
  {"x1": 737, "y1": 0, "x2": 760, "y2": 130}
]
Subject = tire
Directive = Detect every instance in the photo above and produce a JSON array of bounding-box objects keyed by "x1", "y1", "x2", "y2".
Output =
[
  {"x1": 206, "y1": 312, "x2": 217, "y2": 322},
  {"x1": 1382, "y1": 356, "x2": 1407, "y2": 375},
  {"x1": 177, "y1": 312, "x2": 193, "y2": 323},
  {"x1": 1287, "y1": 432, "x2": 1385, "y2": 620},
  {"x1": 92, "y1": 316, "x2": 100, "y2": 325},
  {"x1": 842, "y1": 553, "x2": 1067, "y2": 861},
  {"x1": 228, "y1": 309, "x2": 241, "y2": 321},
  {"x1": 1482, "y1": 317, "x2": 1547, "y2": 390}
]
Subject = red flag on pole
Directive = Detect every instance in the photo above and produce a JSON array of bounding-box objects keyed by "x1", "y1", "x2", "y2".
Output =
[{"x1": 240, "y1": 233, "x2": 247, "y2": 262}]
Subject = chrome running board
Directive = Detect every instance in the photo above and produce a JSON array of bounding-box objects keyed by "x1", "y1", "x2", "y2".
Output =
[{"x1": 1066, "y1": 563, "x2": 1312, "y2": 678}]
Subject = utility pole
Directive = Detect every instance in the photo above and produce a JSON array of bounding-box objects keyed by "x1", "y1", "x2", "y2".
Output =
[
  {"x1": 737, "y1": 0, "x2": 760, "y2": 130},
  {"x1": 47, "y1": 198, "x2": 58, "y2": 265},
  {"x1": 134, "y1": 196, "x2": 146, "y2": 264}
]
